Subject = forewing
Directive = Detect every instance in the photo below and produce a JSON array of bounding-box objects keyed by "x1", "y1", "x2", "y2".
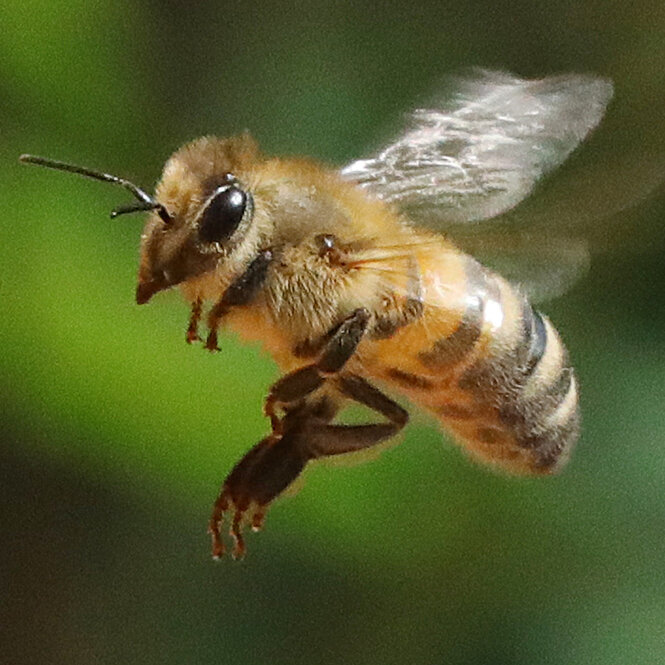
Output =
[{"x1": 341, "y1": 69, "x2": 614, "y2": 227}]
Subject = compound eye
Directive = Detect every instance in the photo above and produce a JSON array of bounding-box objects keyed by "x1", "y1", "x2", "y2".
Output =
[{"x1": 198, "y1": 186, "x2": 247, "y2": 244}]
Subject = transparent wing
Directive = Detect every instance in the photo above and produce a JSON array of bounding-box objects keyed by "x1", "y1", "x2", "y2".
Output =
[
  {"x1": 341, "y1": 69, "x2": 614, "y2": 227},
  {"x1": 340, "y1": 69, "x2": 622, "y2": 302},
  {"x1": 452, "y1": 229, "x2": 590, "y2": 303}
]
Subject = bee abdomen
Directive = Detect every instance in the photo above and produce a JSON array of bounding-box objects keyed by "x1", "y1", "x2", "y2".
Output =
[{"x1": 457, "y1": 291, "x2": 579, "y2": 473}]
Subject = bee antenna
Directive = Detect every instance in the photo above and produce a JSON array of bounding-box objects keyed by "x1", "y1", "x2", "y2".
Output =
[{"x1": 18, "y1": 154, "x2": 172, "y2": 225}]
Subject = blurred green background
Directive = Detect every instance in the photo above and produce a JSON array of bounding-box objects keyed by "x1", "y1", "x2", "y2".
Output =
[{"x1": 3, "y1": 1, "x2": 665, "y2": 664}]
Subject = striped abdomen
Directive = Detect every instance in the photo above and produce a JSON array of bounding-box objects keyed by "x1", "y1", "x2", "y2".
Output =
[{"x1": 376, "y1": 250, "x2": 579, "y2": 475}]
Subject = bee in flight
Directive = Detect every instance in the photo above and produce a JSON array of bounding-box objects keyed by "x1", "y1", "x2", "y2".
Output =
[{"x1": 21, "y1": 70, "x2": 613, "y2": 559}]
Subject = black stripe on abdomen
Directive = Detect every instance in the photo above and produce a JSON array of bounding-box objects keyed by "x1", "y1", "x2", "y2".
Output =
[
  {"x1": 418, "y1": 258, "x2": 497, "y2": 370},
  {"x1": 524, "y1": 309, "x2": 547, "y2": 375}
]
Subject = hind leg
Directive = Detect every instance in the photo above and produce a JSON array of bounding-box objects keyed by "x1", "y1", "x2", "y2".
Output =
[{"x1": 209, "y1": 376, "x2": 408, "y2": 559}]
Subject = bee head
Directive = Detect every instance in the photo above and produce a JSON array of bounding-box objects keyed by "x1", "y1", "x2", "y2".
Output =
[
  {"x1": 136, "y1": 135, "x2": 260, "y2": 304},
  {"x1": 20, "y1": 134, "x2": 261, "y2": 305}
]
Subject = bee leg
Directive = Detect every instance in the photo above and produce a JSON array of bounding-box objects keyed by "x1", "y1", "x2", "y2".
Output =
[
  {"x1": 209, "y1": 399, "x2": 335, "y2": 559},
  {"x1": 208, "y1": 432, "x2": 306, "y2": 559},
  {"x1": 264, "y1": 308, "x2": 371, "y2": 433},
  {"x1": 185, "y1": 297, "x2": 202, "y2": 344},
  {"x1": 337, "y1": 373, "x2": 409, "y2": 433},
  {"x1": 209, "y1": 383, "x2": 406, "y2": 559},
  {"x1": 204, "y1": 248, "x2": 274, "y2": 352},
  {"x1": 296, "y1": 373, "x2": 408, "y2": 458}
]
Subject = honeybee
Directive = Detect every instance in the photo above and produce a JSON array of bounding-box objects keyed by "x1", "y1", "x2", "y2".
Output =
[{"x1": 21, "y1": 70, "x2": 613, "y2": 559}]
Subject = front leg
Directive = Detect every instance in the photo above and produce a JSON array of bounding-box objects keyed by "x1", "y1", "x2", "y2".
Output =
[
  {"x1": 263, "y1": 307, "x2": 371, "y2": 432},
  {"x1": 203, "y1": 248, "x2": 274, "y2": 351}
]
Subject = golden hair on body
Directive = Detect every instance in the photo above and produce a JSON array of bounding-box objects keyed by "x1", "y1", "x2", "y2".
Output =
[{"x1": 21, "y1": 70, "x2": 613, "y2": 558}]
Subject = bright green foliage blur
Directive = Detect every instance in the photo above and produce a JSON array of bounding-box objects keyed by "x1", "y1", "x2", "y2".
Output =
[{"x1": 3, "y1": 2, "x2": 665, "y2": 664}]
